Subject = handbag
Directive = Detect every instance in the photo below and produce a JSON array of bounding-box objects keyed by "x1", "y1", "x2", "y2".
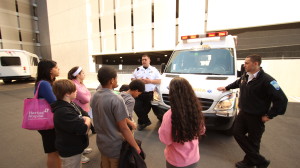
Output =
[{"x1": 22, "y1": 82, "x2": 54, "y2": 130}]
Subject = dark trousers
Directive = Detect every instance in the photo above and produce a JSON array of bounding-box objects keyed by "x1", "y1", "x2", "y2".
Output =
[
  {"x1": 233, "y1": 111, "x2": 267, "y2": 165},
  {"x1": 134, "y1": 92, "x2": 153, "y2": 125}
]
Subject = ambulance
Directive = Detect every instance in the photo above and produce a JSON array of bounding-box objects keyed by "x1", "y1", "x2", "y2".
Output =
[
  {"x1": 152, "y1": 31, "x2": 241, "y2": 134},
  {"x1": 0, "y1": 49, "x2": 39, "y2": 84}
]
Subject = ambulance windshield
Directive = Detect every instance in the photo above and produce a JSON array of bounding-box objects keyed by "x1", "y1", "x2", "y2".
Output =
[{"x1": 165, "y1": 48, "x2": 235, "y2": 75}]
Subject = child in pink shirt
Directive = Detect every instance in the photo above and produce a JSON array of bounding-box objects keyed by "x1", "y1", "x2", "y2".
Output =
[
  {"x1": 158, "y1": 77, "x2": 205, "y2": 168},
  {"x1": 68, "y1": 67, "x2": 91, "y2": 112},
  {"x1": 68, "y1": 66, "x2": 95, "y2": 163}
]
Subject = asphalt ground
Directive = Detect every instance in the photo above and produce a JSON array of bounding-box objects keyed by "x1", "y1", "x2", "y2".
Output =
[{"x1": 0, "y1": 80, "x2": 300, "y2": 168}]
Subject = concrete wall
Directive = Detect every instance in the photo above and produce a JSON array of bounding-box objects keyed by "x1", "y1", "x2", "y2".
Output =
[
  {"x1": 237, "y1": 59, "x2": 300, "y2": 99},
  {"x1": 46, "y1": 0, "x2": 99, "y2": 75},
  {"x1": 0, "y1": 0, "x2": 36, "y2": 51},
  {"x1": 207, "y1": 0, "x2": 300, "y2": 31},
  {"x1": 37, "y1": 0, "x2": 51, "y2": 59},
  {"x1": 44, "y1": 0, "x2": 300, "y2": 98}
]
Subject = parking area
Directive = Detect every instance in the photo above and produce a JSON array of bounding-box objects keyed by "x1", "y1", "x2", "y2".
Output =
[{"x1": 0, "y1": 80, "x2": 299, "y2": 168}]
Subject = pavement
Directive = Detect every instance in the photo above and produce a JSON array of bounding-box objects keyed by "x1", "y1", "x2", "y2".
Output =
[{"x1": 0, "y1": 80, "x2": 300, "y2": 168}]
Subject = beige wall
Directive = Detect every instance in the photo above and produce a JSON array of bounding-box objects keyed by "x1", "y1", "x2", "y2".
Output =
[
  {"x1": 207, "y1": 0, "x2": 300, "y2": 31},
  {"x1": 44, "y1": 0, "x2": 300, "y2": 99},
  {"x1": 46, "y1": 0, "x2": 99, "y2": 76},
  {"x1": 237, "y1": 59, "x2": 300, "y2": 99}
]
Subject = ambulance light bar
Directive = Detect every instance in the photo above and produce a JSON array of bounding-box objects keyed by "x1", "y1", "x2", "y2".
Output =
[
  {"x1": 181, "y1": 35, "x2": 199, "y2": 40},
  {"x1": 181, "y1": 31, "x2": 228, "y2": 40},
  {"x1": 207, "y1": 31, "x2": 228, "y2": 37}
]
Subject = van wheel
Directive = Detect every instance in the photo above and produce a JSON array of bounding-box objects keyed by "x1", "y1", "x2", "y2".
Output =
[
  {"x1": 26, "y1": 77, "x2": 35, "y2": 81},
  {"x1": 3, "y1": 79, "x2": 12, "y2": 84}
]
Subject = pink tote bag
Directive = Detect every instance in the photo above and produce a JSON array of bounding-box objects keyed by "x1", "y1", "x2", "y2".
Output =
[{"x1": 22, "y1": 82, "x2": 54, "y2": 130}]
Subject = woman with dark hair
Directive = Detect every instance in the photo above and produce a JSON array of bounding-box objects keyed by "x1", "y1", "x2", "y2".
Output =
[
  {"x1": 68, "y1": 66, "x2": 95, "y2": 163},
  {"x1": 67, "y1": 66, "x2": 91, "y2": 113},
  {"x1": 35, "y1": 59, "x2": 61, "y2": 168},
  {"x1": 158, "y1": 77, "x2": 206, "y2": 168}
]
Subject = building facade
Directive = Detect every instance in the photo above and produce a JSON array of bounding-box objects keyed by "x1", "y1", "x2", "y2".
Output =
[{"x1": 0, "y1": 0, "x2": 299, "y2": 98}]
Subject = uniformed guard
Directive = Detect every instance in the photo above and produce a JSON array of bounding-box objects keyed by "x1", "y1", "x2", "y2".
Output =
[
  {"x1": 217, "y1": 54, "x2": 288, "y2": 168},
  {"x1": 131, "y1": 54, "x2": 161, "y2": 131}
]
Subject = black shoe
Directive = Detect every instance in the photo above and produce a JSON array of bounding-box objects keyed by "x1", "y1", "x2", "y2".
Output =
[
  {"x1": 256, "y1": 160, "x2": 270, "y2": 168},
  {"x1": 235, "y1": 161, "x2": 255, "y2": 168},
  {"x1": 137, "y1": 122, "x2": 151, "y2": 131}
]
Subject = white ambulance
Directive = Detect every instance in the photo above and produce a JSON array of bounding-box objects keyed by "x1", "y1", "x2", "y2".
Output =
[
  {"x1": 0, "y1": 49, "x2": 39, "y2": 84},
  {"x1": 152, "y1": 31, "x2": 242, "y2": 134}
]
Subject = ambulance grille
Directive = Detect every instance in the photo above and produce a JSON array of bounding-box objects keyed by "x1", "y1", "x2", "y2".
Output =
[{"x1": 162, "y1": 94, "x2": 214, "y2": 111}]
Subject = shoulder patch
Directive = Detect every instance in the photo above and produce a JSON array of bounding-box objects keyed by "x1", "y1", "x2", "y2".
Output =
[{"x1": 270, "y1": 80, "x2": 280, "y2": 90}]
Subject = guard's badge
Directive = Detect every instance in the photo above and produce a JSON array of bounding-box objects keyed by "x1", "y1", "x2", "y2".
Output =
[{"x1": 270, "y1": 80, "x2": 280, "y2": 90}]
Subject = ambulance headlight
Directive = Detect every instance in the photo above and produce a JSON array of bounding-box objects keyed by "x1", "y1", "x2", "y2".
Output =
[{"x1": 214, "y1": 94, "x2": 235, "y2": 111}]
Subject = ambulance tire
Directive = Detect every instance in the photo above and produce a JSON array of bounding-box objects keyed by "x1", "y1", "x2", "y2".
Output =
[{"x1": 26, "y1": 77, "x2": 36, "y2": 81}]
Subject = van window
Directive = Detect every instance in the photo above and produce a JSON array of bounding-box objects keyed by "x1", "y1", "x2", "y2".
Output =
[
  {"x1": 30, "y1": 57, "x2": 39, "y2": 66},
  {"x1": 33, "y1": 57, "x2": 38, "y2": 66},
  {"x1": 0, "y1": 57, "x2": 21, "y2": 66}
]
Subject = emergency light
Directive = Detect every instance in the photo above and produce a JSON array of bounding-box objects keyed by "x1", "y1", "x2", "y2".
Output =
[
  {"x1": 181, "y1": 31, "x2": 228, "y2": 40},
  {"x1": 207, "y1": 31, "x2": 228, "y2": 37}
]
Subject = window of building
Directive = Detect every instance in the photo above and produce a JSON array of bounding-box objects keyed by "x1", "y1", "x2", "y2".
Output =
[
  {"x1": 35, "y1": 33, "x2": 40, "y2": 43},
  {"x1": 99, "y1": 18, "x2": 101, "y2": 32},
  {"x1": 18, "y1": 31, "x2": 22, "y2": 41},
  {"x1": 176, "y1": 0, "x2": 179, "y2": 18},
  {"x1": 152, "y1": 2, "x2": 154, "y2": 23},
  {"x1": 15, "y1": 0, "x2": 19, "y2": 12}
]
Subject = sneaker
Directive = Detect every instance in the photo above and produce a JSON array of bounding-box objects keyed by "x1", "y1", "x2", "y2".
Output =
[
  {"x1": 81, "y1": 155, "x2": 90, "y2": 163},
  {"x1": 137, "y1": 122, "x2": 151, "y2": 131},
  {"x1": 83, "y1": 147, "x2": 92, "y2": 154}
]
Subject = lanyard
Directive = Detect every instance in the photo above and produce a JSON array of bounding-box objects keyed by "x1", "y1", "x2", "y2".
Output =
[{"x1": 70, "y1": 102, "x2": 82, "y2": 117}]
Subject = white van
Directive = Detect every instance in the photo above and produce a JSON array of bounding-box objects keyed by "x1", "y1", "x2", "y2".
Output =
[
  {"x1": 0, "y1": 49, "x2": 39, "y2": 84},
  {"x1": 152, "y1": 31, "x2": 242, "y2": 134}
]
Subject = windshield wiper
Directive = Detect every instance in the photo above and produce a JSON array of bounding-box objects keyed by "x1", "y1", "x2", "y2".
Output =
[
  {"x1": 198, "y1": 73, "x2": 223, "y2": 75},
  {"x1": 167, "y1": 72, "x2": 223, "y2": 75}
]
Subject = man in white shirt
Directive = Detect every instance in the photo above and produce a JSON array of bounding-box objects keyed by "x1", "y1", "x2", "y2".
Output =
[{"x1": 131, "y1": 54, "x2": 161, "y2": 130}]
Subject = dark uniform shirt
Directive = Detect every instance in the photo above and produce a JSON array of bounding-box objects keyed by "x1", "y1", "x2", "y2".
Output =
[{"x1": 225, "y1": 69, "x2": 288, "y2": 118}]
